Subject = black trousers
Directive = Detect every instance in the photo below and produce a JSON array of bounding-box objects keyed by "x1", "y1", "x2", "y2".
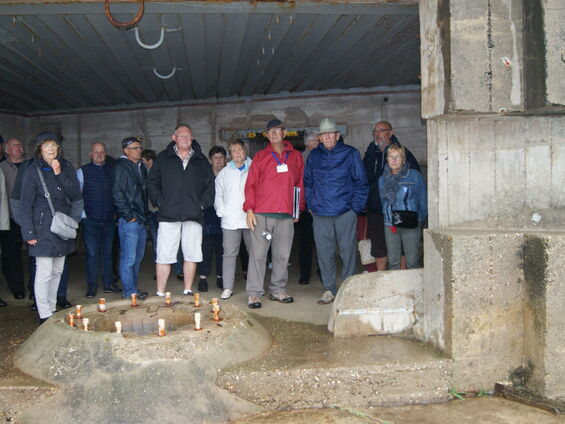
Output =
[
  {"x1": 198, "y1": 233, "x2": 223, "y2": 277},
  {"x1": 0, "y1": 219, "x2": 25, "y2": 296},
  {"x1": 296, "y1": 210, "x2": 316, "y2": 282}
]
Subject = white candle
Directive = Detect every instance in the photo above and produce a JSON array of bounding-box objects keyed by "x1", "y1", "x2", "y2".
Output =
[
  {"x1": 83, "y1": 318, "x2": 89, "y2": 331},
  {"x1": 115, "y1": 321, "x2": 122, "y2": 334},
  {"x1": 195, "y1": 312, "x2": 201, "y2": 330},
  {"x1": 158, "y1": 319, "x2": 165, "y2": 336}
]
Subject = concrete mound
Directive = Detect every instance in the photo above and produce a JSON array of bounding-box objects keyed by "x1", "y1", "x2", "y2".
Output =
[{"x1": 14, "y1": 297, "x2": 270, "y2": 424}]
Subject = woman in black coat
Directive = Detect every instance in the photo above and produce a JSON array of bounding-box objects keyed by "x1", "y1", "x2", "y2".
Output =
[{"x1": 19, "y1": 132, "x2": 82, "y2": 323}]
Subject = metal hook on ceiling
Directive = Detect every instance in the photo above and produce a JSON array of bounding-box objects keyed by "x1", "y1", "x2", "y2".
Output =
[
  {"x1": 133, "y1": 26, "x2": 182, "y2": 50},
  {"x1": 153, "y1": 66, "x2": 177, "y2": 79},
  {"x1": 104, "y1": 0, "x2": 145, "y2": 30}
]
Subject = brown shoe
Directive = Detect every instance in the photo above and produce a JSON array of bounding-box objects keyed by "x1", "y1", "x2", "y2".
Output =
[
  {"x1": 248, "y1": 296, "x2": 261, "y2": 309},
  {"x1": 269, "y1": 292, "x2": 294, "y2": 304}
]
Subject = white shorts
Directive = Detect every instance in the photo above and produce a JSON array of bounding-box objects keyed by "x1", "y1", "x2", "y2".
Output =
[{"x1": 156, "y1": 221, "x2": 203, "y2": 264}]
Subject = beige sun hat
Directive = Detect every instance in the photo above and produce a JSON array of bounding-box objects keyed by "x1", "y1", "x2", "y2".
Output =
[{"x1": 318, "y1": 118, "x2": 338, "y2": 134}]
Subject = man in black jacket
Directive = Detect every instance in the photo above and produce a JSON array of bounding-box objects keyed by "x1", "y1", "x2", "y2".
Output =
[
  {"x1": 147, "y1": 124, "x2": 215, "y2": 297},
  {"x1": 363, "y1": 121, "x2": 420, "y2": 271},
  {"x1": 113, "y1": 137, "x2": 148, "y2": 299}
]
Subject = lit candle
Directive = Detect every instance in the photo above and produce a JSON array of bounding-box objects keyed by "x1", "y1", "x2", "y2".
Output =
[
  {"x1": 98, "y1": 298, "x2": 106, "y2": 312},
  {"x1": 165, "y1": 292, "x2": 172, "y2": 306},
  {"x1": 211, "y1": 298, "x2": 218, "y2": 313},
  {"x1": 115, "y1": 321, "x2": 122, "y2": 334},
  {"x1": 83, "y1": 318, "x2": 89, "y2": 331},
  {"x1": 67, "y1": 312, "x2": 75, "y2": 327},
  {"x1": 158, "y1": 319, "x2": 165, "y2": 337},
  {"x1": 213, "y1": 308, "x2": 221, "y2": 322},
  {"x1": 194, "y1": 293, "x2": 200, "y2": 307},
  {"x1": 75, "y1": 304, "x2": 82, "y2": 319},
  {"x1": 131, "y1": 293, "x2": 138, "y2": 307},
  {"x1": 194, "y1": 312, "x2": 201, "y2": 330}
]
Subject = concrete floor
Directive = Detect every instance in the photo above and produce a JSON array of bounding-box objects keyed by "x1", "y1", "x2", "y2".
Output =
[{"x1": 0, "y1": 246, "x2": 564, "y2": 423}]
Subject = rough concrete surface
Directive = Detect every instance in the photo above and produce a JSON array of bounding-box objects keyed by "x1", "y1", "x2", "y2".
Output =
[
  {"x1": 1, "y1": 251, "x2": 564, "y2": 423},
  {"x1": 218, "y1": 317, "x2": 451, "y2": 409},
  {"x1": 13, "y1": 300, "x2": 270, "y2": 424},
  {"x1": 329, "y1": 269, "x2": 423, "y2": 337},
  {"x1": 427, "y1": 115, "x2": 565, "y2": 229},
  {"x1": 544, "y1": 0, "x2": 565, "y2": 106}
]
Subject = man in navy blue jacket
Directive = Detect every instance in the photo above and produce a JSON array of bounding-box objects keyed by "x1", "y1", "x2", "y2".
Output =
[
  {"x1": 77, "y1": 142, "x2": 120, "y2": 298},
  {"x1": 304, "y1": 118, "x2": 368, "y2": 305}
]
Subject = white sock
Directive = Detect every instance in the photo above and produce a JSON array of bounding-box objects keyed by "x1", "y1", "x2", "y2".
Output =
[{"x1": 155, "y1": 292, "x2": 165, "y2": 297}]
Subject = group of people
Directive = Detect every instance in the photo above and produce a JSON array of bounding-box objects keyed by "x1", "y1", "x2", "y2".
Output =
[{"x1": 0, "y1": 117, "x2": 427, "y2": 321}]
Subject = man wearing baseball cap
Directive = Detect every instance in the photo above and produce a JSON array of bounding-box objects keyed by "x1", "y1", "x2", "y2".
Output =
[
  {"x1": 113, "y1": 136, "x2": 148, "y2": 299},
  {"x1": 243, "y1": 119, "x2": 305, "y2": 309},
  {"x1": 304, "y1": 118, "x2": 368, "y2": 305}
]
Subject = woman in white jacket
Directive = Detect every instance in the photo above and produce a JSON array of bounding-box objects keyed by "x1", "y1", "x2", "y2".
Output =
[{"x1": 215, "y1": 140, "x2": 252, "y2": 299}]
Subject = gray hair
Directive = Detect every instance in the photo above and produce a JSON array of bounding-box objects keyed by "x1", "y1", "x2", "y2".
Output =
[{"x1": 303, "y1": 129, "x2": 319, "y2": 144}]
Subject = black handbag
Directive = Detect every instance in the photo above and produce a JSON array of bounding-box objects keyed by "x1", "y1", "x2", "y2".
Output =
[
  {"x1": 392, "y1": 189, "x2": 419, "y2": 228},
  {"x1": 392, "y1": 210, "x2": 418, "y2": 228}
]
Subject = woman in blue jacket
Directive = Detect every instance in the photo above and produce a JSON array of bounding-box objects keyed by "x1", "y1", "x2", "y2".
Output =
[{"x1": 378, "y1": 144, "x2": 427, "y2": 269}]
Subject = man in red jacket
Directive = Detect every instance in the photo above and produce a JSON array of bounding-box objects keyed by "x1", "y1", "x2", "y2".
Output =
[{"x1": 244, "y1": 119, "x2": 304, "y2": 309}]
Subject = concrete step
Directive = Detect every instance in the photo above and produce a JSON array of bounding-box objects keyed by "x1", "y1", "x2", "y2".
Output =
[{"x1": 217, "y1": 316, "x2": 452, "y2": 409}]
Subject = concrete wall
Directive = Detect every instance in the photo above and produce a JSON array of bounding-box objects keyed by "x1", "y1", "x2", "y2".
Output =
[
  {"x1": 0, "y1": 88, "x2": 426, "y2": 168},
  {"x1": 544, "y1": 0, "x2": 565, "y2": 105},
  {"x1": 427, "y1": 114, "x2": 565, "y2": 230},
  {"x1": 419, "y1": 0, "x2": 565, "y2": 401}
]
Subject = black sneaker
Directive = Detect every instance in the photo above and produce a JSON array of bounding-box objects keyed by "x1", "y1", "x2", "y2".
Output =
[
  {"x1": 85, "y1": 290, "x2": 96, "y2": 299},
  {"x1": 216, "y1": 276, "x2": 223, "y2": 289},
  {"x1": 198, "y1": 277, "x2": 208, "y2": 292},
  {"x1": 137, "y1": 291, "x2": 148, "y2": 300},
  {"x1": 0, "y1": 298, "x2": 7, "y2": 307},
  {"x1": 14, "y1": 293, "x2": 25, "y2": 300},
  {"x1": 176, "y1": 273, "x2": 184, "y2": 281},
  {"x1": 57, "y1": 297, "x2": 72, "y2": 309},
  {"x1": 103, "y1": 285, "x2": 122, "y2": 294},
  {"x1": 30, "y1": 303, "x2": 37, "y2": 311}
]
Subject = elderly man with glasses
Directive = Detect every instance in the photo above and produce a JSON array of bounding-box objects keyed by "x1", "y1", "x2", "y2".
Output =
[
  {"x1": 363, "y1": 121, "x2": 421, "y2": 271},
  {"x1": 243, "y1": 119, "x2": 305, "y2": 309},
  {"x1": 113, "y1": 136, "x2": 148, "y2": 299}
]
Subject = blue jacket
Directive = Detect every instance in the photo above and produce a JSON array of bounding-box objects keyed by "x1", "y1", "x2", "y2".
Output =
[
  {"x1": 80, "y1": 162, "x2": 115, "y2": 223},
  {"x1": 305, "y1": 138, "x2": 368, "y2": 216},
  {"x1": 378, "y1": 164, "x2": 427, "y2": 227},
  {"x1": 363, "y1": 136, "x2": 420, "y2": 213}
]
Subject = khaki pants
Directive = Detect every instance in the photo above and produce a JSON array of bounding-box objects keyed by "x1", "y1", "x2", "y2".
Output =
[{"x1": 246, "y1": 215, "x2": 294, "y2": 297}]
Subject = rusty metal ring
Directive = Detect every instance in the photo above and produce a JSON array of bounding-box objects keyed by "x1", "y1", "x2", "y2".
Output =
[{"x1": 104, "y1": 0, "x2": 145, "y2": 30}]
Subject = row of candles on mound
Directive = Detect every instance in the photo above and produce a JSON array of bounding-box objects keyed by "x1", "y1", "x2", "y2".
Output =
[{"x1": 66, "y1": 295, "x2": 223, "y2": 335}]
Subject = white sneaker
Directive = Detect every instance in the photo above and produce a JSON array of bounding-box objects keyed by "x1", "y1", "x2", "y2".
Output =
[
  {"x1": 220, "y1": 289, "x2": 233, "y2": 299},
  {"x1": 317, "y1": 290, "x2": 335, "y2": 305}
]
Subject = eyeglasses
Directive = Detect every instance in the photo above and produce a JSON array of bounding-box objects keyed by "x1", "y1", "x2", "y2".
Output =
[{"x1": 126, "y1": 146, "x2": 143, "y2": 150}]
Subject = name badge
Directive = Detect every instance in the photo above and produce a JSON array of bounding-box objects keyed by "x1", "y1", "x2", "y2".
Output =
[{"x1": 277, "y1": 164, "x2": 288, "y2": 173}]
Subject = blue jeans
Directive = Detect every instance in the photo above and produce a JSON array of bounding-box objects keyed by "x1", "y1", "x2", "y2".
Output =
[
  {"x1": 118, "y1": 218, "x2": 147, "y2": 297},
  {"x1": 82, "y1": 219, "x2": 115, "y2": 290}
]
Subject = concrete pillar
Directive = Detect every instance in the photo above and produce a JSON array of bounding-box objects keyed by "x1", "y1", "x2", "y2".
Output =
[{"x1": 419, "y1": 0, "x2": 565, "y2": 398}]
